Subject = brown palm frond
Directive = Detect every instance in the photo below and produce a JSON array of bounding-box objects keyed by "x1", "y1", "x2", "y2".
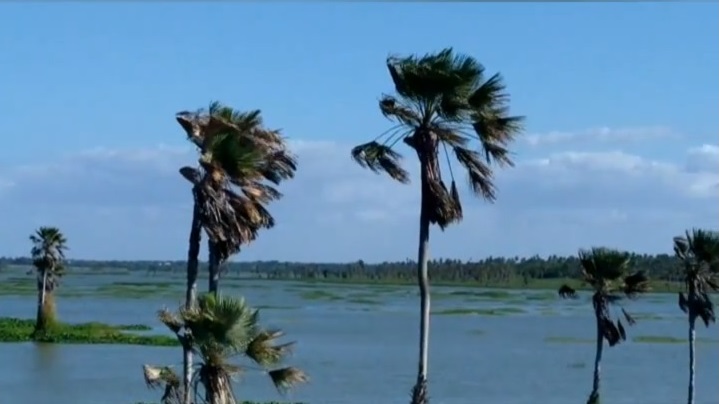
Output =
[
  {"x1": 379, "y1": 95, "x2": 421, "y2": 127},
  {"x1": 433, "y1": 126, "x2": 469, "y2": 148},
  {"x1": 143, "y1": 364, "x2": 180, "y2": 390},
  {"x1": 179, "y1": 166, "x2": 203, "y2": 186},
  {"x1": 623, "y1": 271, "x2": 650, "y2": 297},
  {"x1": 245, "y1": 330, "x2": 295, "y2": 367},
  {"x1": 268, "y1": 367, "x2": 309, "y2": 394},
  {"x1": 158, "y1": 308, "x2": 184, "y2": 335},
  {"x1": 426, "y1": 177, "x2": 462, "y2": 229},
  {"x1": 621, "y1": 308, "x2": 636, "y2": 325},
  {"x1": 616, "y1": 319, "x2": 627, "y2": 341},
  {"x1": 351, "y1": 141, "x2": 410, "y2": 184},
  {"x1": 453, "y1": 146, "x2": 496, "y2": 201}
]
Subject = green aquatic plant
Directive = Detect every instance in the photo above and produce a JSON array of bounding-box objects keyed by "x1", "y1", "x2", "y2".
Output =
[{"x1": 0, "y1": 317, "x2": 174, "y2": 345}]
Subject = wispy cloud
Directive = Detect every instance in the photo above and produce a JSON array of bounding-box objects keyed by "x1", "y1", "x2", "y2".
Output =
[{"x1": 0, "y1": 127, "x2": 716, "y2": 262}]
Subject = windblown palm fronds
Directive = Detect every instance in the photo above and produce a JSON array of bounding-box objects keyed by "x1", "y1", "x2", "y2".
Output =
[
  {"x1": 145, "y1": 293, "x2": 307, "y2": 404},
  {"x1": 351, "y1": 48, "x2": 524, "y2": 229},
  {"x1": 177, "y1": 101, "x2": 297, "y2": 264},
  {"x1": 674, "y1": 229, "x2": 719, "y2": 326}
]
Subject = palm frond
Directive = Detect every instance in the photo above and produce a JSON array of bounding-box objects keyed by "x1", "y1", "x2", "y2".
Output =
[
  {"x1": 158, "y1": 307, "x2": 184, "y2": 335},
  {"x1": 245, "y1": 330, "x2": 295, "y2": 367},
  {"x1": 578, "y1": 247, "x2": 631, "y2": 284},
  {"x1": 453, "y1": 146, "x2": 495, "y2": 201},
  {"x1": 351, "y1": 141, "x2": 410, "y2": 184},
  {"x1": 268, "y1": 367, "x2": 309, "y2": 394},
  {"x1": 623, "y1": 271, "x2": 650, "y2": 297},
  {"x1": 143, "y1": 364, "x2": 180, "y2": 390}
]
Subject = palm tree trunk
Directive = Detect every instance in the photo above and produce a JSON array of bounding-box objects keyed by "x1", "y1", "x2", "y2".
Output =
[
  {"x1": 410, "y1": 200, "x2": 431, "y2": 404},
  {"x1": 183, "y1": 201, "x2": 202, "y2": 404},
  {"x1": 687, "y1": 311, "x2": 697, "y2": 404},
  {"x1": 35, "y1": 270, "x2": 48, "y2": 332},
  {"x1": 588, "y1": 314, "x2": 603, "y2": 404},
  {"x1": 207, "y1": 240, "x2": 220, "y2": 295}
]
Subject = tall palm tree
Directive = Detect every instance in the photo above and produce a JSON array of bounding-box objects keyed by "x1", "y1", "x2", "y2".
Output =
[
  {"x1": 351, "y1": 48, "x2": 524, "y2": 403},
  {"x1": 176, "y1": 101, "x2": 297, "y2": 296},
  {"x1": 558, "y1": 248, "x2": 649, "y2": 404},
  {"x1": 673, "y1": 229, "x2": 719, "y2": 404},
  {"x1": 175, "y1": 102, "x2": 297, "y2": 403},
  {"x1": 29, "y1": 226, "x2": 68, "y2": 334},
  {"x1": 143, "y1": 293, "x2": 308, "y2": 404}
]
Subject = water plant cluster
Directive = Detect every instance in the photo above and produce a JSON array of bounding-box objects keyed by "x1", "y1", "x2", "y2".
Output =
[{"x1": 2, "y1": 47, "x2": 717, "y2": 404}]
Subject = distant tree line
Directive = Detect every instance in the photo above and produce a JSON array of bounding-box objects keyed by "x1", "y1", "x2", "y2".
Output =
[{"x1": 0, "y1": 253, "x2": 683, "y2": 284}]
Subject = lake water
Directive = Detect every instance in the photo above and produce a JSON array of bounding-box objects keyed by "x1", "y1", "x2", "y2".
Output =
[{"x1": 1, "y1": 271, "x2": 717, "y2": 404}]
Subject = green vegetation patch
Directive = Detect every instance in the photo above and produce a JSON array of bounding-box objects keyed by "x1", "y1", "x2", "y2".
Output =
[
  {"x1": 346, "y1": 297, "x2": 382, "y2": 305},
  {"x1": 633, "y1": 335, "x2": 719, "y2": 345},
  {"x1": 545, "y1": 336, "x2": 594, "y2": 344},
  {"x1": 447, "y1": 290, "x2": 514, "y2": 300},
  {"x1": 0, "y1": 317, "x2": 177, "y2": 346},
  {"x1": 631, "y1": 313, "x2": 664, "y2": 321},
  {"x1": 254, "y1": 304, "x2": 297, "y2": 310},
  {"x1": 299, "y1": 290, "x2": 342, "y2": 301},
  {"x1": 432, "y1": 307, "x2": 524, "y2": 316},
  {"x1": 94, "y1": 281, "x2": 178, "y2": 299},
  {"x1": 0, "y1": 277, "x2": 36, "y2": 296}
]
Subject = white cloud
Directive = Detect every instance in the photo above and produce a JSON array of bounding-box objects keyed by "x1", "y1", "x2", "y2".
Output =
[
  {"x1": 0, "y1": 127, "x2": 716, "y2": 262},
  {"x1": 522, "y1": 126, "x2": 678, "y2": 147}
]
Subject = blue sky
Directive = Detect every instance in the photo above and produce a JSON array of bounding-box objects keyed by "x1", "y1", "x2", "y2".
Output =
[{"x1": 0, "y1": 3, "x2": 717, "y2": 261}]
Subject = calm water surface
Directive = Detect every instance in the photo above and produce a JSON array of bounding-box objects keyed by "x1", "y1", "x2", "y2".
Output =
[{"x1": 1, "y1": 273, "x2": 717, "y2": 404}]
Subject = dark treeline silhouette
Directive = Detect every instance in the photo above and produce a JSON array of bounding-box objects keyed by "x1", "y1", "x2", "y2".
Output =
[{"x1": 0, "y1": 252, "x2": 683, "y2": 284}]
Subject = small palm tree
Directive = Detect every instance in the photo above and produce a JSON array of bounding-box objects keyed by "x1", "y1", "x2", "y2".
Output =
[
  {"x1": 143, "y1": 293, "x2": 308, "y2": 404},
  {"x1": 29, "y1": 226, "x2": 68, "y2": 334},
  {"x1": 351, "y1": 48, "x2": 524, "y2": 403},
  {"x1": 673, "y1": 229, "x2": 719, "y2": 404},
  {"x1": 558, "y1": 248, "x2": 649, "y2": 404}
]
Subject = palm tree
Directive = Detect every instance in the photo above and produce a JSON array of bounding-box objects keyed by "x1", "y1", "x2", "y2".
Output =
[
  {"x1": 176, "y1": 101, "x2": 297, "y2": 296},
  {"x1": 143, "y1": 293, "x2": 308, "y2": 404},
  {"x1": 351, "y1": 48, "x2": 524, "y2": 403},
  {"x1": 29, "y1": 226, "x2": 68, "y2": 334},
  {"x1": 175, "y1": 102, "x2": 297, "y2": 403},
  {"x1": 673, "y1": 229, "x2": 719, "y2": 404},
  {"x1": 558, "y1": 248, "x2": 649, "y2": 404}
]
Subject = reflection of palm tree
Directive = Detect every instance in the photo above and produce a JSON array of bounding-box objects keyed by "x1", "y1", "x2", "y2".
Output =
[
  {"x1": 559, "y1": 248, "x2": 649, "y2": 404},
  {"x1": 29, "y1": 226, "x2": 68, "y2": 334},
  {"x1": 673, "y1": 229, "x2": 719, "y2": 404},
  {"x1": 143, "y1": 293, "x2": 307, "y2": 404},
  {"x1": 351, "y1": 48, "x2": 524, "y2": 404}
]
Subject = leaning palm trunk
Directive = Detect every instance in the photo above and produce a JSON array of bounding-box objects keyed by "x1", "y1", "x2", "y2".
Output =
[
  {"x1": 588, "y1": 294, "x2": 605, "y2": 404},
  {"x1": 183, "y1": 199, "x2": 203, "y2": 404},
  {"x1": 411, "y1": 207, "x2": 431, "y2": 404},
  {"x1": 207, "y1": 240, "x2": 221, "y2": 295},
  {"x1": 687, "y1": 312, "x2": 696, "y2": 404},
  {"x1": 410, "y1": 150, "x2": 436, "y2": 404},
  {"x1": 589, "y1": 314, "x2": 603, "y2": 404}
]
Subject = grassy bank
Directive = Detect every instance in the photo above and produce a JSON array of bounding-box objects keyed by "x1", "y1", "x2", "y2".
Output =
[{"x1": 0, "y1": 317, "x2": 178, "y2": 346}]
